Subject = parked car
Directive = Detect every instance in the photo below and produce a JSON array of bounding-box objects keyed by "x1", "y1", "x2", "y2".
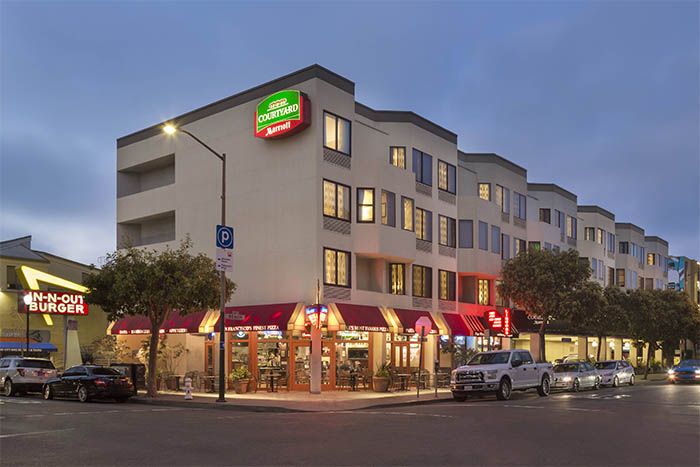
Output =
[
  {"x1": 667, "y1": 359, "x2": 700, "y2": 384},
  {"x1": 552, "y1": 362, "x2": 600, "y2": 391},
  {"x1": 110, "y1": 363, "x2": 146, "y2": 395},
  {"x1": 450, "y1": 350, "x2": 553, "y2": 401},
  {"x1": 553, "y1": 354, "x2": 580, "y2": 365},
  {"x1": 0, "y1": 356, "x2": 58, "y2": 396},
  {"x1": 594, "y1": 360, "x2": 635, "y2": 387},
  {"x1": 43, "y1": 365, "x2": 134, "y2": 402}
]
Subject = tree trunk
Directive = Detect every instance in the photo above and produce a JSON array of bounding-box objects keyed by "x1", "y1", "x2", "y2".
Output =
[
  {"x1": 538, "y1": 321, "x2": 546, "y2": 363},
  {"x1": 146, "y1": 326, "x2": 161, "y2": 398},
  {"x1": 644, "y1": 343, "x2": 653, "y2": 380},
  {"x1": 597, "y1": 336, "x2": 603, "y2": 361}
]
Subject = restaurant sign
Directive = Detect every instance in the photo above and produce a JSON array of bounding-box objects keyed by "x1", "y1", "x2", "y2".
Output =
[
  {"x1": 22, "y1": 291, "x2": 88, "y2": 316},
  {"x1": 254, "y1": 90, "x2": 310, "y2": 139},
  {"x1": 484, "y1": 308, "x2": 511, "y2": 337}
]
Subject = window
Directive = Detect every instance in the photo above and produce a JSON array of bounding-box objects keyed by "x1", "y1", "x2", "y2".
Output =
[
  {"x1": 477, "y1": 279, "x2": 490, "y2": 305},
  {"x1": 491, "y1": 226, "x2": 501, "y2": 254},
  {"x1": 529, "y1": 241, "x2": 541, "y2": 252},
  {"x1": 619, "y1": 242, "x2": 629, "y2": 254},
  {"x1": 438, "y1": 160, "x2": 456, "y2": 194},
  {"x1": 5, "y1": 266, "x2": 20, "y2": 290},
  {"x1": 323, "y1": 180, "x2": 350, "y2": 221},
  {"x1": 607, "y1": 232, "x2": 615, "y2": 253},
  {"x1": 631, "y1": 243, "x2": 638, "y2": 258},
  {"x1": 584, "y1": 227, "x2": 595, "y2": 241},
  {"x1": 390, "y1": 263, "x2": 405, "y2": 295},
  {"x1": 539, "y1": 208, "x2": 551, "y2": 224},
  {"x1": 631, "y1": 271, "x2": 638, "y2": 289},
  {"x1": 495, "y1": 185, "x2": 511, "y2": 213},
  {"x1": 608, "y1": 267, "x2": 615, "y2": 286},
  {"x1": 591, "y1": 258, "x2": 598, "y2": 279},
  {"x1": 439, "y1": 270, "x2": 456, "y2": 301},
  {"x1": 357, "y1": 188, "x2": 375, "y2": 223},
  {"x1": 544, "y1": 242, "x2": 552, "y2": 251},
  {"x1": 647, "y1": 253, "x2": 656, "y2": 266},
  {"x1": 401, "y1": 197, "x2": 414, "y2": 231},
  {"x1": 324, "y1": 111, "x2": 351, "y2": 155},
  {"x1": 514, "y1": 192, "x2": 527, "y2": 220},
  {"x1": 415, "y1": 208, "x2": 432, "y2": 242},
  {"x1": 501, "y1": 234, "x2": 511, "y2": 260},
  {"x1": 412, "y1": 149, "x2": 433, "y2": 186},
  {"x1": 389, "y1": 146, "x2": 406, "y2": 169},
  {"x1": 555, "y1": 210, "x2": 565, "y2": 236},
  {"x1": 478, "y1": 183, "x2": 491, "y2": 201},
  {"x1": 597, "y1": 228, "x2": 605, "y2": 245},
  {"x1": 514, "y1": 238, "x2": 526, "y2": 255},
  {"x1": 459, "y1": 220, "x2": 473, "y2": 248},
  {"x1": 566, "y1": 216, "x2": 577, "y2": 239},
  {"x1": 478, "y1": 221, "x2": 489, "y2": 251},
  {"x1": 616, "y1": 268, "x2": 625, "y2": 287},
  {"x1": 381, "y1": 190, "x2": 395, "y2": 227},
  {"x1": 439, "y1": 215, "x2": 456, "y2": 247},
  {"x1": 412, "y1": 265, "x2": 432, "y2": 298},
  {"x1": 324, "y1": 248, "x2": 350, "y2": 287}
]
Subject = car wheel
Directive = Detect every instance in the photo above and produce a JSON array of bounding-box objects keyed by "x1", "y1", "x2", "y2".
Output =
[
  {"x1": 594, "y1": 377, "x2": 600, "y2": 390},
  {"x1": 77, "y1": 385, "x2": 90, "y2": 403},
  {"x1": 572, "y1": 378, "x2": 580, "y2": 392},
  {"x1": 43, "y1": 385, "x2": 53, "y2": 400},
  {"x1": 496, "y1": 378, "x2": 512, "y2": 401},
  {"x1": 612, "y1": 376, "x2": 619, "y2": 388},
  {"x1": 537, "y1": 376, "x2": 550, "y2": 397},
  {"x1": 3, "y1": 379, "x2": 14, "y2": 397},
  {"x1": 629, "y1": 374, "x2": 635, "y2": 386}
]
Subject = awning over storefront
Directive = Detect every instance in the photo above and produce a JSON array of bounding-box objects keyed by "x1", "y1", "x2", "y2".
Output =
[
  {"x1": 441, "y1": 313, "x2": 475, "y2": 336},
  {"x1": 390, "y1": 308, "x2": 440, "y2": 334},
  {"x1": 464, "y1": 314, "x2": 486, "y2": 335},
  {"x1": 331, "y1": 303, "x2": 391, "y2": 332},
  {"x1": 216, "y1": 303, "x2": 299, "y2": 332},
  {"x1": 109, "y1": 310, "x2": 209, "y2": 335},
  {"x1": 0, "y1": 342, "x2": 58, "y2": 352}
]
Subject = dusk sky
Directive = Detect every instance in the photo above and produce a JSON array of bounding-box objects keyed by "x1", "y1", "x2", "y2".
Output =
[{"x1": 1, "y1": 1, "x2": 698, "y2": 264}]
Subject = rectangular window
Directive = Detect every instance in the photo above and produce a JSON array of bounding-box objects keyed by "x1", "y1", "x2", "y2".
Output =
[
  {"x1": 390, "y1": 263, "x2": 405, "y2": 295},
  {"x1": 646, "y1": 253, "x2": 656, "y2": 266},
  {"x1": 412, "y1": 265, "x2": 432, "y2": 298},
  {"x1": 608, "y1": 267, "x2": 615, "y2": 286},
  {"x1": 5, "y1": 266, "x2": 20, "y2": 290},
  {"x1": 619, "y1": 242, "x2": 629, "y2": 255},
  {"x1": 381, "y1": 190, "x2": 395, "y2": 227},
  {"x1": 415, "y1": 208, "x2": 432, "y2": 242},
  {"x1": 591, "y1": 258, "x2": 598, "y2": 278},
  {"x1": 437, "y1": 160, "x2": 456, "y2": 194},
  {"x1": 324, "y1": 248, "x2": 351, "y2": 287},
  {"x1": 539, "y1": 208, "x2": 551, "y2": 224},
  {"x1": 528, "y1": 241, "x2": 541, "y2": 252},
  {"x1": 401, "y1": 197, "x2": 414, "y2": 231},
  {"x1": 389, "y1": 146, "x2": 406, "y2": 169},
  {"x1": 459, "y1": 220, "x2": 473, "y2": 248},
  {"x1": 501, "y1": 234, "x2": 511, "y2": 260},
  {"x1": 544, "y1": 242, "x2": 552, "y2": 251},
  {"x1": 608, "y1": 233, "x2": 615, "y2": 253},
  {"x1": 412, "y1": 149, "x2": 433, "y2": 186},
  {"x1": 514, "y1": 238, "x2": 526, "y2": 255},
  {"x1": 323, "y1": 111, "x2": 351, "y2": 155},
  {"x1": 477, "y1": 279, "x2": 490, "y2": 305},
  {"x1": 491, "y1": 226, "x2": 501, "y2": 254},
  {"x1": 357, "y1": 188, "x2": 375, "y2": 223},
  {"x1": 616, "y1": 268, "x2": 625, "y2": 287},
  {"x1": 439, "y1": 215, "x2": 456, "y2": 247},
  {"x1": 566, "y1": 216, "x2": 577, "y2": 239},
  {"x1": 584, "y1": 227, "x2": 595, "y2": 241},
  {"x1": 495, "y1": 185, "x2": 504, "y2": 212},
  {"x1": 478, "y1": 221, "x2": 489, "y2": 251},
  {"x1": 597, "y1": 228, "x2": 605, "y2": 245},
  {"x1": 514, "y1": 192, "x2": 527, "y2": 220},
  {"x1": 478, "y1": 183, "x2": 491, "y2": 201},
  {"x1": 323, "y1": 179, "x2": 350, "y2": 221},
  {"x1": 439, "y1": 270, "x2": 456, "y2": 301}
]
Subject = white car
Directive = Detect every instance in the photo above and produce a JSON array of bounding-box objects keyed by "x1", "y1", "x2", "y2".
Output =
[
  {"x1": 0, "y1": 356, "x2": 58, "y2": 396},
  {"x1": 594, "y1": 360, "x2": 635, "y2": 387},
  {"x1": 552, "y1": 362, "x2": 600, "y2": 391}
]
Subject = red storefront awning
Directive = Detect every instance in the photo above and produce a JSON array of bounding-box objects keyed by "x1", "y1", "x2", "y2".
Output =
[
  {"x1": 110, "y1": 310, "x2": 208, "y2": 335},
  {"x1": 111, "y1": 315, "x2": 153, "y2": 335},
  {"x1": 335, "y1": 304, "x2": 390, "y2": 332},
  {"x1": 392, "y1": 309, "x2": 439, "y2": 334},
  {"x1": 464, "y1": 314, "x2": 486, "y2": 336},
  {"x1": 216, "y1": 303, "x2": 297, "y2": 332},
  {"x1": 441, "y1": 313, "x2": 474, "y2": 336}
]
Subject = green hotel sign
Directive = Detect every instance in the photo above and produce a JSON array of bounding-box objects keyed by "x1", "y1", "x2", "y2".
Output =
[{"x1": 254, "y1": 90, "x2": 310, "y2": 139}]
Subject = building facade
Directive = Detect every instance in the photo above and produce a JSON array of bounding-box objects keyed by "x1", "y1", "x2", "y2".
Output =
[{"x1": 577, "y1": 205, "x2": 617, "y2": 287}]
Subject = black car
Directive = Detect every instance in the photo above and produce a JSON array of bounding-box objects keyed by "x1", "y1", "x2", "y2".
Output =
[{"x1": 43, "y1": 365, "x2": 134, "y2": 403}]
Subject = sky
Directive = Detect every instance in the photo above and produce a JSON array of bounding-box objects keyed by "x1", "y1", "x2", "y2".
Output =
[{"x1": 1, "y1": 1, "x2": 698, "y2": 265}]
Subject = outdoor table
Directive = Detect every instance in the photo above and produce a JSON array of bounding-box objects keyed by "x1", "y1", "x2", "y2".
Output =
[{"x1": 396, "y1": 374, "x2": 410, "y2": 391}]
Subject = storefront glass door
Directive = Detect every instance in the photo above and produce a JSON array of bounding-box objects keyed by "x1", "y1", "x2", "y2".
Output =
[{"x1": 290, "y1": 341, "x2": 333, "y2": 391}]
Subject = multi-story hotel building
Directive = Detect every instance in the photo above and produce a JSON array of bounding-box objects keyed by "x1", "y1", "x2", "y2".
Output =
[
  {"x1": 614, "y1": 223, "x2": 647, "y2": 290},
  {"x1": 644, "y1": 236, "x2": 670, "y2": 290},
  {"x1": 577, "y1": 205, "x2": 617, "y2": 287},
  {"x1": 526, "y1": 183, "x2": 578, "y2": 253}
]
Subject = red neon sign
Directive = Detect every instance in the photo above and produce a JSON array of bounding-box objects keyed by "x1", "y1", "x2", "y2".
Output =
[{"x1": 484, "y1": 308, "x2": 511, "y2": 337}]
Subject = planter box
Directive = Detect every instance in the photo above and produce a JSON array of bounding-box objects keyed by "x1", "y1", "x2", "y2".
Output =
[
  {"x1": 232, "y1": 379, "x2": 249, "y2": 394},
  {"x1": 372, "y1": 376, "x2": 390, "y2": 392}
]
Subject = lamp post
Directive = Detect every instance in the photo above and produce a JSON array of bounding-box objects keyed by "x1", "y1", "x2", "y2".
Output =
[
  {"x1": 23, "y1": 293, "x2": 33, "y2": 356},
  {"x1": 163, "y1": 123, "x2": 228, "y2": 403}
]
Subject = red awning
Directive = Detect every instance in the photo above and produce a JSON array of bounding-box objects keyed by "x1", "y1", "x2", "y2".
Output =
[
  {"x1": 111, "y1": 315, "x2": 153, "y2": 335},
  {"x1": 464, "y1": 314, "x2": 486, "y2": 336},
  {"x1": 215, "y1": 303, "x2": 297, "y2": 332},
  {"x1": 441, "y1": 313, "x2": 473, "y2": 336},
  {"x1": 392, "y1": 308, "x2": 439, "y2": 334},
  {"x1": 335, "y1": 304, "x2": 390, "y2": 332},
  {"x1": 110, "y1": 310, "x2": 208, "y2": 335}
]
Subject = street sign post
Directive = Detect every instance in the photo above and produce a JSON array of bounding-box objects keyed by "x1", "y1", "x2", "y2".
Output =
[
  {"x1": 414, "y1": 316, "x2": 432, "y2": 399},
  {"x1": 215, "y1": 248, "x2": 233, "y2": 272}
]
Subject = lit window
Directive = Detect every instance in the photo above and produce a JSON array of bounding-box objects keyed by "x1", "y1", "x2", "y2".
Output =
[
  {"x1": 566, "y1": 216, "x2": 577, "y2": 239},
  {"x1": 323, "y1": 111, "x2": 351, "y2": 155},
  {"x1": 584, "y1": 227, "x2": 595, "y2": 241},
  {"x1": 390, "y1": 263, "x2": 405, "y2": 295},
  {"x1": 478, "y1": 279, "x2": 490, "y2": 305},
  {"x1": 647, "y1": 253, "x2": 656, "y2": 266},
  {"x1": 357, "y1": 188, "x2": 375, "y2": 223},
  {"x1": 514, "y1": 238, "x2": 526, "y2": 255},
  {"x1": 412, "y1": 265, "x2": 432, "y2": 298},
  {"x1": 401, "y1": 197, "x2": 414, "y2": 231},
  {"x1": 416, "y1": 208, "x2": 432, "y2": 242},
  {"x1": 324, "y1": 248, "x2": 350, "y2": 287},
  {"x1": 389, "y1": 146, "x2": 406, "y2": 169},
  {"x1": 478, "y1": 183, "x2": 491, "y2": 201},
  {"x1": 616, "y1": 268, "x2": 625, "y2": 287},
  {"x1": 438, "y1": 160, "x2": 456, "y2": 194},
  {"x1": 597, "y1": 228, "x2": 605, "y2": 245},
  {"x1": 439, "y1": 215, "x2": 456, "y2": 247},
  {"x1": 381, "y1": 190, "x2": 395, "y2": 227},
  {"x1": 439, "y1": 270, "x2": 456, "y2": 301},
  {"x1": 323, "y1": 180, "x2": 350, "y2": 221},
  {"x1": 412, "y1": 149, "x2": 433, "y2": 186}
]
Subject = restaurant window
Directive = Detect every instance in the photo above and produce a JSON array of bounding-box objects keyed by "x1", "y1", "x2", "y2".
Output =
[
  {"x1": 478, "y1": 183, "x2": 491, "y2": 201},
  {"x1": 439, "y1": 270, "x2": 456, "y2": 301},
  {"x1": 324, "y1": 111, "x2": 351, "y2": 155},
  {"x1": 616, "y1": 268, "x2": 626, "y2": 287},
  {"x1": 619, "y1": 242, "x2": 629, "y2": 255},
  {"x1": 390, "y1": 263, "x2": 405, "y2": 295},
  {"x1": 324, "y1": 248, "x2": 351, "y2": 287},
  {"x1": 381, "y1": 190, "x2": 396, "y2": 227},
  {"x1": 459, "y1": 220, "x2": 473, "y2": 248},
  {"x1": 357, "y1": 188, "x2": 375, "y2": 223},
  {"x1": 478, "y1": 221, "x2": 488, "y2": 251},
  {"x1": 491, "y1": 226, "x2": 501, "y2": 255},
  {"x1": 439, "y1": 215, "x2": 456, "y2": 248},
  {"x1": 501, "y1": 233, "x2": 511, "y2": 260},
  {"x1": 584, "y1": 227, "x2": 595, "y2": 241},
  {"x1": 389, "y1": 146, "x2": 406, "y2": 169},
  {"x1": 412, "y1": 149, "x2": 433, "y2": 186},
  {"x1": 401, "y1": 197, "x2": 414, "y2": 231},
  {"x1": 412, "y1": 265, "x2": 432, "y2": 298},
  {"x1": 478, "y1": 279, "x2": 490, "y2": 305},
  {"x1": 257, "y1": 332, "x2": 288, "y2": 385},
  {"x1": 438, "y1": 160, "x2": 456, "y2": 194},
  {"x1": 230, "y1": 334, "x2": 249, "y2": 371},
  {"x1": 539, "y1": 208, "x2": 551, "y2": 224},
  {"x1": 415, "y1": 208, "x2": 432, "y2": 242},
  {"x1": 597, "y1": 228, "x2": 605, "y2": 245},
  {"x1": 323, "y1": 179, "x2": 350, "y2": 221},
  {"x1": 647, "y1": 253, "x2": 656, "y2": 266},
  {"x1": 514, "y1": 192, "x2": 527, "y2": 220}
]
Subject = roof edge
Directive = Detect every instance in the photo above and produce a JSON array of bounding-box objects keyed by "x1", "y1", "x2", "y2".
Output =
[
  {"x1": 355, "y1": 102, "x2": 457, "y2": 144},
  {"x1": 615, "y1": 222, "x2": 645, "y2": 235},
  {"x1": 577, "y1": 205, "x2": 615, "y2": 221},
  {"x1": 527, "y1": 183, "x2": 577, "y2": 202},
  {"x1": 458, "y1": 152, "x2": 527, "y2": 178},
  {"x1": 644, "y1": 236, "x2": 669, "y2": 247}
]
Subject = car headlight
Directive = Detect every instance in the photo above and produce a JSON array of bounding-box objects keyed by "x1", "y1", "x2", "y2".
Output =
[
  {"x1": 562, "y1": 376, "x2": 572, "y2": 382},
  {"x1": 485, "y1": 370, "x2": 498, "y2": 380},
  {"x1": 667, "y1": 369, "x2": 675, "y2": 375},
  {"x1": 695, "y1": 369, "x2": 700, "y2": 375}
]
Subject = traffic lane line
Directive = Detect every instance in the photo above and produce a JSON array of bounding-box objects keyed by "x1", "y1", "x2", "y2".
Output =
[{"x1": 0, "y1": 429, "x2": 74, "y2": 439}]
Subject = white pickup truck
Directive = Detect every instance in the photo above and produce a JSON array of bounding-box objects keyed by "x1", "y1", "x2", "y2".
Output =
[{"x1": 450, "y1": 350, "x2": 553, "y2": 401}]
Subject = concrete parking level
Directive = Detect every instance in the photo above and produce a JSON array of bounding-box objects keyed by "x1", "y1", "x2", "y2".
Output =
[{"x1": 1, "y1": 383, "x2": 698, "y2": 466}]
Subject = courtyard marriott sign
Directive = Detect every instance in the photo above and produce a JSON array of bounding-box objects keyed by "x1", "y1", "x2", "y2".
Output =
[{"x1": 254, "y1": 90, "x2": 310, "y2": 139}]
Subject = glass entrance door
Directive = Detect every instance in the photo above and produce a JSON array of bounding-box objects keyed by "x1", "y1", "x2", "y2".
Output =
[
  {"x1": 290, "y1": 341, "x2": 334, "y2": 391},
  {"x1": 392, "y1": 342, "x2": 410, "y2": 373}
]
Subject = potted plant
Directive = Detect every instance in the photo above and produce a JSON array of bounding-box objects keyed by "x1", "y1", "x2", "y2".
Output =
[
  {"x1": 372, "y1": 363, "x2": 391, "y2": 392},
  {"x1": 229, "y1": 367, "x2": 251, "y2": 394}
]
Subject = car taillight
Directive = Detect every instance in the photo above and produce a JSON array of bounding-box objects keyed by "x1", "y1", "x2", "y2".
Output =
[
  {"x1": 17, "y1": 369, "x2": 25, "y2": 377},
  {"x1": 95, "y1": 379, "x2": 108, "y2": 387}
]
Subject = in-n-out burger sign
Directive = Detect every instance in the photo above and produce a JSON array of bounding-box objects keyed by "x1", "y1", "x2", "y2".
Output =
[
  {"x1": 484, "y1": 308, "x2": 511, "y2": 337},
  {"x1": 23, "y1": 291, "x2": 88, "y2": 316},
  {"x1": 254, "y1": 90, "x2": 310, "y2": 139}
]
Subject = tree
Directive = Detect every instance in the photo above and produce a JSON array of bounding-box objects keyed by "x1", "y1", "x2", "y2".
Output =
[
  {"x1": 498, "y1": 248, "x2": 590, "y2": 362},
  {"x1": 655, "y1": 290, "x2": 700, "y2": 367},
  {"x1": 626, "y1": 289, "x2": 663, "y2": 379},
  {"x1": 81, "y1": 335, "x2": 133, "y2": 366},
  {"x1": 84, "y1": 238, "x2": 235, "y2": 397}
]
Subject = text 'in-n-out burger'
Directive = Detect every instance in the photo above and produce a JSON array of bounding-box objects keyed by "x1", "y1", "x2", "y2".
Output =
[{"x1": 23, "y1": 291, "x2": 89, "y2": 316}]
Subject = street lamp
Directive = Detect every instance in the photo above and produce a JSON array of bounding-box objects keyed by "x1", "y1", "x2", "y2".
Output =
[
  {"x1": 23, "y1": 293, "x2": 33, "y2": 356},
  {"x1": 163, "y1": 122, "x2": 228, "y2": 403}
]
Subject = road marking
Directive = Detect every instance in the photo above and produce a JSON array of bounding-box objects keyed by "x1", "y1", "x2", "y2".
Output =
[
  {"x1": 0, "y1": 399, "x2": 42, "y2": 405},
  {"x1": 25, "y1": 414, "x2": 45, "y2": 418},
  {"x1": 503, "y1": 404, "x2": 542, "y2": 409},
  {"x1": 0, "y1": 429, "x2": 73, "y2": 439}
]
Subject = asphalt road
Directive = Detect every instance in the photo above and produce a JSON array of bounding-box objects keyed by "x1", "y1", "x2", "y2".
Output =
[{"x1": 1, "y1": 383, "x2": 698, "y2": 466}]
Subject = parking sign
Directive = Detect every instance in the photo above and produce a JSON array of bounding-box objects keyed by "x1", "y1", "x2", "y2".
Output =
[{"x1": 216, "y1": 225, "x2": 234, "y2": 249}]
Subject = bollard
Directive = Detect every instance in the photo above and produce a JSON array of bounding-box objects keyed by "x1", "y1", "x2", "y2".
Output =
[{"x1": 184, "y1": 377, "x2": 193, "y2": 400}]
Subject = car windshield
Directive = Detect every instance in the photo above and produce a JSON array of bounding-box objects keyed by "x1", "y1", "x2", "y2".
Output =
[
  {"x1": 678, "y1": 360, "x2": 700, "y2": 367},
  {"x1": 554, "y1": 364, "x2": 578, "y2": 373},
  {"x1": 595, "y1": 362, "x2": 616, "y2": 370},
  {"x1": 19, "y1": 360, "x2": 55, "y2": 369},
  {"x1": 89, "y1": 367, "x2": 121, "y2": 376},
  {"x1": 467, "y1": 352, "x2": 510, "y2": 365}
]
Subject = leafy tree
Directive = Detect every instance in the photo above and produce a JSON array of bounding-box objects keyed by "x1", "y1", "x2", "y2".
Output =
[
  {"x1": 84, "y1": 239, "x2": 235, "y2": 397},
  {"x1": 81, "y1": 335, "x2": 134, "y2": 366},
  {"x1": 626, "y1": 289, "x2": 663, "y2": 379},
  {"x1": 654, "y1": 290, "x2": 700, "y2": 367},
  {"x1": 498, "y1": 248, "x2": 590, "y2": 362}
]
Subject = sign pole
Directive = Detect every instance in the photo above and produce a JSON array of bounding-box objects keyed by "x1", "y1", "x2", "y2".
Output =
[
  {"x1": 417, "y1": 327, "x2": 424, "y2": 399},
  {"x1": 25, "y1": 298, "x2": 29, "y2": 356},
  {"x1": 217, "y1": 152, "x2": 227, "y2": 403}
]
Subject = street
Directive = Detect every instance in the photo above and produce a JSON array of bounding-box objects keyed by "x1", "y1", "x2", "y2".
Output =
[{"x1": 1, "y1": 383, "x2": 698, "y2": 466}]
